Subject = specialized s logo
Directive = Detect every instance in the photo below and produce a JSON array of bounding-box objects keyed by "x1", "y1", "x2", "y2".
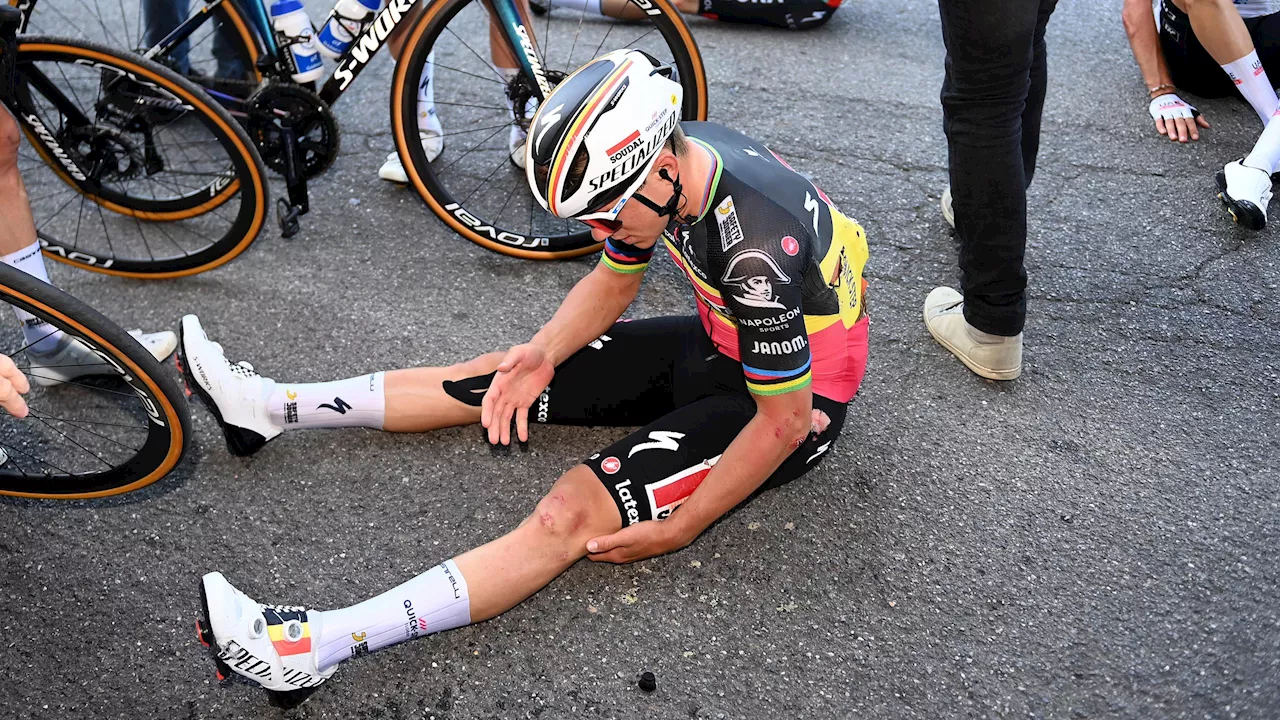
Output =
[
  {"x1": 722, "y1": 249, "x2": 791, "y2": 309},
  {"x1": 319, "y1": 397, "x2": 352, "y2": 414},
  {"x1": 628, "y1": 431, "x2": 685, "y2": 457},
  {"x1": 534, "y1": 102, "x2": 565, "y2": 151},
  {"x1": 803, "y1": 191, "x2": 821, "y2": 237}
]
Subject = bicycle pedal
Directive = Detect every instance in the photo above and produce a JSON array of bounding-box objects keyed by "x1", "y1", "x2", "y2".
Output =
[{"x1": 277, "y1": 199, "x2": 302, "y2": 239}]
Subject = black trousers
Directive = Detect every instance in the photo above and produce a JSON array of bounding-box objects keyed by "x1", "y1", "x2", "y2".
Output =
[{"x1": 939, "y1": 0, "x2": 1059, "y2": 336}]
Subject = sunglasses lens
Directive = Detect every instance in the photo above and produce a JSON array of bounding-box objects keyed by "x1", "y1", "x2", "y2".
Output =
[{"x1": 583, "y1": 217, "x2": 622, "y2": 233}]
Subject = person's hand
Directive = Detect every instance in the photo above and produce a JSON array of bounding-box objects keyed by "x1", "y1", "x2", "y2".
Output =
[
  {"x1": 0, "y1": 353, "x2": 30, "y2": 418},
  {"x1": 480, "y1": 343, "x2": 554, "y2": 445},
  {"x1": 586, "y1": 519, "x2": 690, "y2": 564},
  {"x1": 1149, "y1": 92, "x2": 1210, "y2": 142}
]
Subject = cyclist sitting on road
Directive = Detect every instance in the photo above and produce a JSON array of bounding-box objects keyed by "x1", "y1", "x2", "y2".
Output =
[
  {"x1": 186, "y1": 49, "x2": 869, "y2": 704},
  {"x1": 1123, "y1": 0, "x2": 1280, "y2": 229},
  {"x1": 529, "y1": 0, "x2": 840, "y2": 30},
  {"x1": 0, "y1": 99, "x2": 176, "y2": 382}
]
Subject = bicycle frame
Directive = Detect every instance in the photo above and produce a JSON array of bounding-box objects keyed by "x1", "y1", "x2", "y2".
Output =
[{"x1": 116, "y1": 0, "x2": 555, "y2": 106}]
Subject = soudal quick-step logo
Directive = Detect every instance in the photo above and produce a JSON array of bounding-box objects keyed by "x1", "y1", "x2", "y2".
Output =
[{"x1": 608, "y1": 131, "x2": 642, "y2": 163}]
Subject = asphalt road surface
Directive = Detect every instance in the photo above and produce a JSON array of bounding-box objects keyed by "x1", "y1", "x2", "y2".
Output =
[{"x1": 2, "y1": 0, "x2": 1278, "y2": 718}]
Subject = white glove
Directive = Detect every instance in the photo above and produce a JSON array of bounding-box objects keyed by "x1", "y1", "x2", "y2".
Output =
[{"x1": 1149, "y1": 93, "x2": 1199, "y2": 122}]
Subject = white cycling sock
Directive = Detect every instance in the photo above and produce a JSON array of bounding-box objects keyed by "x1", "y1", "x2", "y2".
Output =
[
  {"x1": 266, "y1": 371, "x2": 385, "y2": 430},
  {"x1": 548, "y1": 0, "x2": 603, "y2": 14},
  {"x1": 312, "y1": 560, "x2": 471, "y2": 672},
  {"x1": 1245, "y1": 107, "x2": 1280, "y2": 173},
  {"x1": 1222, "y1": 50, "x2": 1279, "y2": 125},
  {"x1": 2, "y1": 242, "x2": 64, "y2": 353},
  {"x1": 417, "y1": 50, "x2": 441, "y2": 134}
]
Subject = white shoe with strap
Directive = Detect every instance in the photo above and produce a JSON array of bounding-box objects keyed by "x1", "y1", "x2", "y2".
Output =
[
  {"x1": 27, "y1": 329, "x2": 177, "y2": 387},
  {"x1": 178, "y1": 314, "x2": 281, "y2": 456},
  {"x1": 197, "y1": 571, "x2": 335, "y2": 709}
]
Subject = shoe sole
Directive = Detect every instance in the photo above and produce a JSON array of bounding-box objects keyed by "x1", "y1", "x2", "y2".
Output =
[
  {"x1": 922, "y1": 307, "x2": 1022, "y2": 381},
  {"x1": 177, "y1": 322, "x2": 271, "y2": 457},
  {"x1": 1215, "y1": 171, "x2": 1267, "y2": 231}
]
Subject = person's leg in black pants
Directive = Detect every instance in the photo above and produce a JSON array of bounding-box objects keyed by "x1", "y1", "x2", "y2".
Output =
[{"x1": 924, "y1": 0, "x2": 1058, "y2": 381}]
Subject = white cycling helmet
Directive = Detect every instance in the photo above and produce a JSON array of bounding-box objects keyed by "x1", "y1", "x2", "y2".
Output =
[{"x1": 526, "y1": 49, "x2": 683, "y2": 221}]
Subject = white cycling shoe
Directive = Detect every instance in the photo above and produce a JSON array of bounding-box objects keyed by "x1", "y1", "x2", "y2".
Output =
[
  {"x1": 379, "y1": 126, "x2": 445, "y2": 184},
  {"x1": 197, "y1": 571, "x2": 334, "y2": 709},
  {"x1": 1216, "y1": 159, "x2": 1273, "y2": 231},
  {"x1": 178, "y1": 314, "x2": 281, "y2": 456},
  {"x1": 27, "y1": 329, "x2": 177, "y2": 387}
]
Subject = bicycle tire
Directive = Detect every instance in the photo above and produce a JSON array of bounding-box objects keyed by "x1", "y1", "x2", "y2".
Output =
[
  {"x1": 0, "y1": 264, "x2": 189, "y2": 499},
  {"x1": 10, "y1": 36, "x2": 268, "y2": 278},
  {"x1": 391, "y1": 0, "x2": 708, "y2": 260},
  {"x1": 10, "y1": 0, "x2": 263, "y2": 93}
]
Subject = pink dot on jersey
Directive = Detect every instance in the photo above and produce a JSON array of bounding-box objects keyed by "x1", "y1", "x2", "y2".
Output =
[
  {"x1": 602, "y1": 457, "x2": 621, "y2": 474},
  {"x1": 781, "y1": 236, "x2": 799, "y2": 256}
]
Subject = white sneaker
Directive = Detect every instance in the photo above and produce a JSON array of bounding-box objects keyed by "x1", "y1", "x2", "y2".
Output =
[
  {"x1": 941, "y1": 185, "x2": 955, "y2": 229},
  {"x1": 27, "y1": 329, "x2": 177, "y2": 387},
  {"x1": 198, "y1": 571, "x2": 334, "y2": 708},
  {"x1": 922, "y1": 286, "x2": 1022, "y2": 380},
  {"x1": 379, "y1": 128, "x2": 445, "y2": 184},
  {"x1": 178, "y1": 314, "x2": 281, "y2": 456},
  {"x1": 1216, "y1": 159, "x2": 1273, "y2": 231}
]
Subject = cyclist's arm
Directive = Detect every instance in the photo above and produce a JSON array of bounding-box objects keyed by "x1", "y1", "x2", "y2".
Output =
[
  {"x1": 666, "y1": 389, "x2": 811, "y2": 544},
  {"x1": 666, "y1": 239, "x2": 814, "y2": 542},
  {"x1": 530, "y1": 239, "x2": 651, "y2": 365},
  {"x1": 1123, "y1": 0, "x2": 1174, "y2": 94}
]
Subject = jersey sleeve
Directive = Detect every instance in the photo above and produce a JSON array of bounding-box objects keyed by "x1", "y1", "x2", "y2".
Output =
[
  {"x1": 598, "y1": 238, "x2": 654, "y2": 275},
  {"x1": 717, "y1": 241, "x2": 812, "y2": 396}
]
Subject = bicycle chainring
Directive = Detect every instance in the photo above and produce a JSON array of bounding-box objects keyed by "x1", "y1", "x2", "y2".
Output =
[{"x1": 245, "y1": 82, "x2": 340, "y2": 178}]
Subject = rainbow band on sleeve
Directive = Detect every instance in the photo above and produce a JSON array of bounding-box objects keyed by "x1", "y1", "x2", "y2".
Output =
[
  {"x1": 600, "y1": 238, "x2": 654, "y2": 274},
  {"x1": 545, "y1": 59, "x2": 635, "y2": 217},
  {"x1": 742, "y1": 355, "x2": 813, "y2": 396}
]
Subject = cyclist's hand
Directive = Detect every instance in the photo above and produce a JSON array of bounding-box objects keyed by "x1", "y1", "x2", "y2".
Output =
[
  {"x1": 1150, "y1": 93, "x2": 1210, "y2": 143},
  {"x1": 0, "y1": 353, "x2": 30, "y2": 418},
  {"x1": 586, "y1": 519, "x2": 689, "y2": 564},
  {"x1": 481, "y1": 343, "x2": 553, "y2": 445}
]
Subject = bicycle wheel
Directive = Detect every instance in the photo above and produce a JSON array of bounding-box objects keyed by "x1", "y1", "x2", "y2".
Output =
[
  {"x1": 392, "y1": 0, "x2": 708, "y2": 260},
  {"x1": 9, "y1": 36, "x2": 269, "y2": 278},
  {"x1": 0, "y1": 264, "x2": 189, "y2": 499},
  {"x1": 12, "y1": 0, "x2": 262, "y2": 98}
]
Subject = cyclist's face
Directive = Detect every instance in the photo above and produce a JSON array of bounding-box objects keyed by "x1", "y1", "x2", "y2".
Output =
[{"x1": 586, "y1": 168, "x2": 672, "y2": 248}]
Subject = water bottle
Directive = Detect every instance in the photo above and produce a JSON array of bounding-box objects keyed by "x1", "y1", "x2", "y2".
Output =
[
  {"x1": 317, "y1": 0, "x2": 383, "y2": 59},
  {"x1": 269, "y1": 0, "x2": 324, "y2": 84}
]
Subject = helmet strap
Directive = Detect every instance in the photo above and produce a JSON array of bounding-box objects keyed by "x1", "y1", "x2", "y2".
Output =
[{"x1": 628, "y1": 169, "x2": 692, "y2": 221}]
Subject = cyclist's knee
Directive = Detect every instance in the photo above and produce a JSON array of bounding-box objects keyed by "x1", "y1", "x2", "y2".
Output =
[
  {"x1": 451, "y1": 352, "x2": 504, "y2": 378},
  {"x1": 529, "y1": 466, "x2": 617, "y2": 543}
]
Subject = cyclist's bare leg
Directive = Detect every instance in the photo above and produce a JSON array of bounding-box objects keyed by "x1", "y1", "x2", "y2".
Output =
[
  {"x1": 454, "y1": 464, "x2": 621, "y2": 620},
  {"x1": 380, "y1": 351, "x2": 505, "y2": 431},
  {"x1": 0, "y1": 106, "x2": 37, "y2": 256},
  {"x1": 1168, "y1": 0, "x2": 1254, "y2": 65},
  {"x1": 306, "y1": 464, "x2": 621, "y2": 672}
]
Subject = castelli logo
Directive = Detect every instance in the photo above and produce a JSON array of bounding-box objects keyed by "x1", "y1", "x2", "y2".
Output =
[
  {"x1": 781, "y1": 236, "x2": 799, "y2": 256},
  {"x1": 601, "y1": 457, "x2": 621, "y2": 474}
]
